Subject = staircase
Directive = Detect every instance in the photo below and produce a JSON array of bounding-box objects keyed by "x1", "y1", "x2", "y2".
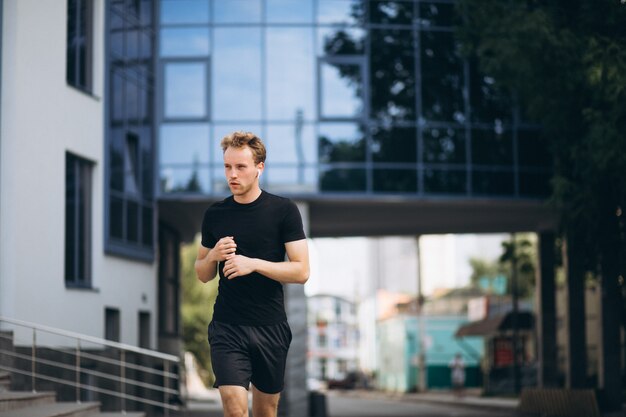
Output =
[{"x1": 0, "y1": 372, "x2": 144, "y2": 417}]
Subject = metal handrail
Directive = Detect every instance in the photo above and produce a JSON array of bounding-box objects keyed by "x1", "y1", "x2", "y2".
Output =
[{"x1": 0, "y1": 316, "x2": 181, "y2": 415}]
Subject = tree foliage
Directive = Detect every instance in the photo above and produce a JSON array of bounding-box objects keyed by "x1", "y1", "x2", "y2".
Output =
[{"x1": 181, "y1": 237, "x2": 218, "y2": 387}]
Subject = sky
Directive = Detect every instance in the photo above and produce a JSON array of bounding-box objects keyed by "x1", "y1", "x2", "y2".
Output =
[{"x1": 305, "y1": 234, "x2": 508, "y2": 301}]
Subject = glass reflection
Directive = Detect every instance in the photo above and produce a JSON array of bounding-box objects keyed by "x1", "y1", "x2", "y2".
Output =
[
  {"x1": 266, "y1": 29, "x2": 314, "y2": 121},
  {"x1": 373, "y1": 169, "x2": 417, "y2": 193},
  {"x1": 370, "y1": 1, "x2": 414, "y2": 25},
  {"x1": 266, "y1": 167, "x2": 318, "y2": 193},
  {"x1": 421, "y1": 31, "x2": 464, "y2": 122},
  {"x1": 160, "y1": 124, "x2": 210, "y2": 165},
  {"x1": 160, "y1": 28, "x2": 210, "y2": 57},
  {"x1": 214, "y1": 0, "x2": 261, "y2": 23},
  {"x1": 469, "y1": 59, "x2": 512, "y2": 124},
  {"x1": 423, "y1": 127, "x2": 465, "y2": 163},
  {"x1": 371, "y1": 126, "x2": 417, "y2": 163},
  {"x1": 424, "y1": 168, "x2": 466, "y2": 194},
  {"x1": 160, "y1": 0, "x2": 209, "y2": 24},
  {"x1": 318, "y1": 123, "x2": 365, "y2": 162},
  {"x1": 213, "y1": 28, "x2": 262, "y2": 120},
  {"x1": 317, "y1": 0, "x2": 363, "y2": 25},
  {"x1": 517, "y1": 129, "x2": 551, "y2": 168},
  {"x1": 472, "y1": 170, "x2": 514, "y2": 196},
  {"x1": 320, "y1": 168, "x2": 366, "y2": 192},
  {"x1": 266, "y1": 124, "x2": 316, "y2": 165},
  {"x1": 320, "y1": 61, "x2": 363, "y2": 118},
  {"x1": 318, "y1": 27, "x2": 366, "y2": 56},
  {"x1": 419, "y1": 3, "x2": 458, "y2": 27},
  {"x1": 370, "y1": 29, "x2": 416, "y2": 121},
  {"x1": 471, "y1": 129, "x2": 513, "y2": 165},
  {"x1": 519, "y1": 170, "x2": 551, "y2": 197},
  {"x1": 266, "y1": 0, "x2": 313, "y2": 23},
  {"x1": 164, "y1": 62, "x2": 207, "y2": 119},
  {"x1": 160, "y1": 166, "x2": 210, "y2": 193}
]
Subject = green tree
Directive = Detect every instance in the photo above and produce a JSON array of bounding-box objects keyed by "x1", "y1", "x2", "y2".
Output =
[
  {"x1": 181, "y1": 237, "x2": 218, "y2": 387},
  {"x1": 499, "y1": 235, "x2": 537, "y2": 299}
]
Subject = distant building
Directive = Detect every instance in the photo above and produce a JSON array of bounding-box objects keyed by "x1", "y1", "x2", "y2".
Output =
[{"x1": 307, "y1": 295, "x2": 359, "y2": 383}]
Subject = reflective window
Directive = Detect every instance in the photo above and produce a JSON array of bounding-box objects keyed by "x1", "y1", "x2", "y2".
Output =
[
  {"x1": 318, "y1": 123, "x2": 365, "y2": 162},
  {"x1": 370, "y1": 29, "x2": 416, "y2": 121},
  {"x1": 424, "y1": 168, "x2": 466, "y2": 194},
  {"x1": 160, "y1": 0, "x2": 209, "y2": 24},
  {"x1": 421, "y1": 31, "x2": 464, "y2": 123},
  {"x1": 471, "y1": 129, "x2": 513, "y2": 165},
  {"x1": 266, "y1": 0, "x2": 313, "y2": 23},
  {"x1": 109, "y1": 196, "x2": 124, "y2": 239},
  {"x1": 418, "y1": 2, "x2": 458, "y2": 27},
  {"x1": 160, "y1": 166, "x2": 210, "y2": 193},
  {"x1": 317, "y1": 0, "x2": 363, "y2": 25},
  {"x1": 213, "y1": 0, "x2": 261, "y2": 23},
  {"x1": 160, "y1": 28, "x2": 210, "y2": 57},
  {"x1": 472, "y1": 170, "x2": 514, "y2": 196},
  {"x1": 320, "y1": 59, "x2": 364, "y2": 119},
  {"x1": 318, "y1": 27, "x2": 366, "y2": 56},
  {"x1": 517, "y1": 130, "x2": 551, "y2": 168},
  {"x1": 469, "y1": 59, "x2": 512, "y2": 124},
  {"x1": 266, "y1": 124, "x2": 316, "y2": 164},
  {"x1": 423, "y1": 127, "x2": 465, "y2": 163},
  {"x1": 370, "y1": 1, "x2": 414, "y2": 25},
  {"x1": 371, "y1": 126, "x2": 417, "y2": 163},
  {"x1": 164, "y1": 62, "x2": 207, "y2": 119},
  {"x1": 213, "y1": 29, "x2": 262, "y2": 120},
  {"x1": 519, "y1": 170, "x2": 551, "y2": 197},
  {"x1": 373, "y1": 169, "x2": 417, "y2": 193},
  {"x1": 266, "y1": 29, "x2": 315, "y2": 121},
  {"x1": 320, "y1": 168, "x2": 367, "y2": 192},
  {"x1": 266, "y1": 167, "x2": 318, "y2": 193},
  {"x1": 160, "y1": 124, "x2": 210, "y2": 165}
]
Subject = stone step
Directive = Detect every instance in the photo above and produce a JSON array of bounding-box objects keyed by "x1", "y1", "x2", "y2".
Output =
[
  {"x1": 0, "y1": 401, "x2": 100, "y2": 417},
  {"x1": 0, "y1": 391, "x2": 56, "y2": 412}
]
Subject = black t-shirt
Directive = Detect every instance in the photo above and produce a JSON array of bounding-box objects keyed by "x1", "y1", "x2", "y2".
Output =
[{"x1": 201, "y1": 190, "x2": 306, "y2": 325}]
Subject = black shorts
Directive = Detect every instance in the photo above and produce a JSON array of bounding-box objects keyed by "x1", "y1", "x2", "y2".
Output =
[{"x1": 208, "y1": 320, "x2": 292, "y2": 394}]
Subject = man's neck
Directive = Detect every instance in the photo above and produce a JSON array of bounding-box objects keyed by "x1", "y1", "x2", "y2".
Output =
[{"x1": 233, "y1": 187, "x2": 262, "y2": 204}]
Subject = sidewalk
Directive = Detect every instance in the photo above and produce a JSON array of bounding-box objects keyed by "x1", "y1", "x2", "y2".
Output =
[{"x1": 333, "y1": 388, "x2": 519, "y2": 413}]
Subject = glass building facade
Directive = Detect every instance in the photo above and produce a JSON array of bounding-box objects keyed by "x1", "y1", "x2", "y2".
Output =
[{"x1": 157, "y1": 0, "x2": 551, "y2": 199}]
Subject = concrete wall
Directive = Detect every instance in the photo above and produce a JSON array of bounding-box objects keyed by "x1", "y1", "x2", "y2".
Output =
[{"x1": 0, "y1": 0, "x2": 157, "y2": 349}]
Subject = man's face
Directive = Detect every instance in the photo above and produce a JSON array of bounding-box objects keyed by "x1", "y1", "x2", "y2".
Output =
[{"x1": 223, "y1": 146, "x2": 262, "y2": 196}]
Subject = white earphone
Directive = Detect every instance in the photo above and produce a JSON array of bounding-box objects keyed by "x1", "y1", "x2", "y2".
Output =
[{"x1": 257, "y1": 169, "x2": 261, "y2": 178}]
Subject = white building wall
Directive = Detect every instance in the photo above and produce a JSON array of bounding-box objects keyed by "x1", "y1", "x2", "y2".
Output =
[{"x1": 0, "y1": 0, "x2": 157, "y2": 348}]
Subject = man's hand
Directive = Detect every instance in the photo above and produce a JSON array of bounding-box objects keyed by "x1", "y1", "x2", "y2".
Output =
[
  {"x1": 210, "y1": 236, "x2": 237, "y2": 262},
  {"x1": 223, "y1": 255, "x2": 256, "y2": 279}
]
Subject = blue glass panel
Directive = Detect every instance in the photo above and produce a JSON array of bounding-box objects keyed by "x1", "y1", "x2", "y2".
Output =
[
  {"x1": 318, "y1": 123, "x2": 365, "y2": 162},
  {"x1": 213, "y1": 29, "x2": 262, "y2": 120},
  {"x1": 419, "y1": 2, "x2": 458, "y2": 28},
  {"x1": 469, "y1": 59, "x2": 512, "y2": 124},
  {"x1": 160, "y1": 0, "x2": 209, "y2": 24},
  {"x1": 371, "y1": 126, "x2": 417, "y2": 163},
  {"x1": 424, "y1": 168, "x2": 466, "y2": 194},
  {"x1": 320, "y1": 61, "x2": 363, "y2": 118},
  {"x1": 213, "y1": 0, "x2": 261, "y2": 23},
  {"x1": 423, "y1": 127, "x2": 466, "y2": 163},
  {"x1": 317, "y1": 0, "x2": 363, "y2": 25},
  {"x1": 160, "y1": 124, "x2": 210, "y2": 164},
  {"x1": 164, "y1": 62, "x2": 207, "y2": 118},
  {"x1": 471, "y1": 129, "x2": 513, "y2": 165},
  {"x1": 517, "y1": 129, "x2": 551, "y2": 168},
  {"x1": 519, "y1": 169, "x2": 551, "y2": 197},
  {"x1": 318, "y1": 27, "x2": 366, "y2": 56},
  {"x1": 266, "y1": 0, "x2": 313, "y2": 23},
  {"x1": 266, "y1": 167, "x2": 318, "y2": 193},
  {"x1": 319, "y1": 167, "x2": 366, "y2": 192},
  {"x1": 266, "y1": 28, "x2": 315, "y2": 121},
  {"x1": 266, "y1": 124, "x2": 316, "y2": 165},
  {"x1": 370, "y1": 1, "x2": 414, "y2": 25},
  {"x1": 472, "y1": 169, "x2": 514, "y2": 196},
  {"x1": 160, "y1": 166, "x2": 210, "y2": 193},
  {"x1": 160, "y1": 28, "x2": 210, "y2": 57},
  {"x1": 373, "y1": 169, "x2": 417, "y2": 193}
]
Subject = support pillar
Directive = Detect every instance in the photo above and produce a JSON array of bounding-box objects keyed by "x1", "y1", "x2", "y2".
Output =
[
  {"x1": 537, "y1": 231, "x2": 557, "y2": 387},
  {"x1": 564, "y1": 232, "x2": 587, "y2": 388}
]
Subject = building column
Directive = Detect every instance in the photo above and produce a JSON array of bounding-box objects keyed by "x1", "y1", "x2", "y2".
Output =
[
  {"x1": 564, "y1": 232, "x2": 587, "y2": 388},
  {"x1": 536, "y1": 231, "x2": 557, "y2": 387},
  {"x1": 279, "y1": 202, "x2": 309, "y2": 417}
]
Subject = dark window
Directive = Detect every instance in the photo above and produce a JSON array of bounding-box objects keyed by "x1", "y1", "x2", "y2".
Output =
[
  {"x1": 65, "y1": 152, "x2": 93, "y2": 288},
  {"x1": 67, "y1": 0, "x2": 93, "y2": 91},
  {"x1": 105, "y1": 307, "x2": 121, "y2": 342},
  {"x1": 138, "y1": 311, "x2": 151, "y2": 348}
]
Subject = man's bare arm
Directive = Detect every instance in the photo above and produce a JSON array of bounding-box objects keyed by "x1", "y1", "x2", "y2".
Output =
[
  {"x1": 195, "y1": 236, "x2": 237, "y2": 283},
  {"x1": 222, "y1": 239, "x2": 310, "y2": 284}
]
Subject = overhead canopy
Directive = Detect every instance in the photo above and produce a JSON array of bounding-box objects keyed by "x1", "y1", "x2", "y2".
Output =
[{"x1": 455, "y1": 311, "x2": 535, "y2": 338}]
